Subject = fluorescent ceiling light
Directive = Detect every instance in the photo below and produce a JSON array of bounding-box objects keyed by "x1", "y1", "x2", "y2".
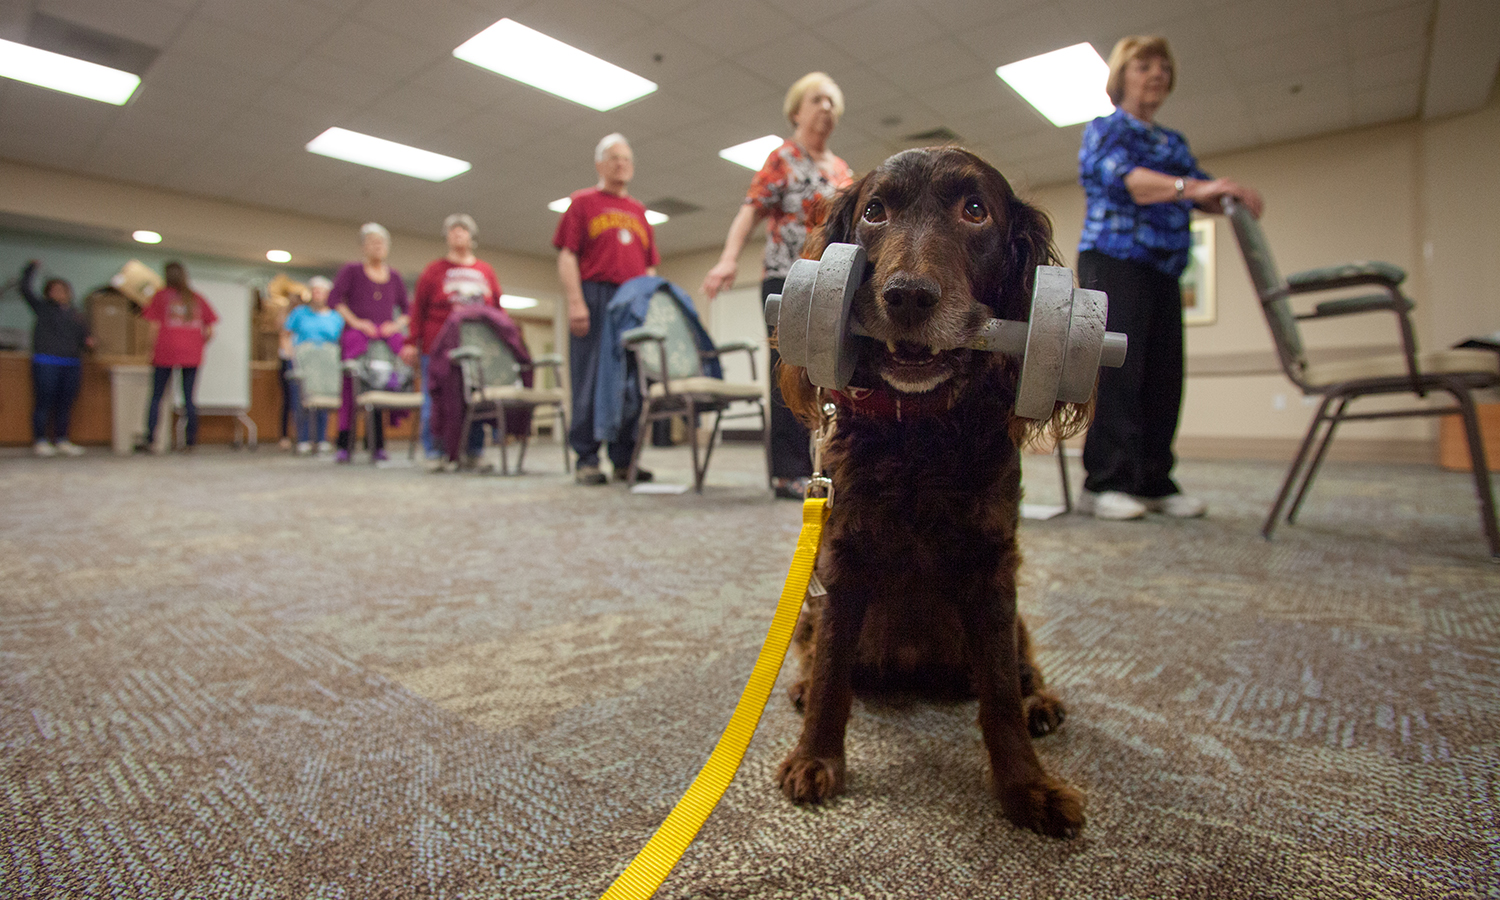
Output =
[
  {"x1": 266, "y1": 250, "x2": 291, "y2": 263},
  {"x1": 454, "y1": 19, "x2": 656, "y2": 112},
  {"x1": 305, "y1": 127, "x2": 471, "y2": 182},
  {"x1": 132, "y1": 230, "x2": 162, "y2": 244},
  {"x1": 996, "y1": 43, "x2": 1114, "y2": 127},
  {"x1": 718, "y1": 135, "x2": 784, "y2": 171},
  {"x1": 548, "y1": 197, "x2": 669, "y2": 225},
  {"x1": 0, "y1": 38, "x2": 140, "y2": 105},
  {"x1": 500, "y1": 295, "x2": 539, "y2": 310}
]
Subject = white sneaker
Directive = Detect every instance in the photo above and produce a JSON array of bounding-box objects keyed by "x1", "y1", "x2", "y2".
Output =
[
  {"x1": 1138, "y1": 493, "x2": 1207, "y2": 518},
  {"x1": 33, "y1": 440, "x2": 56, "y2": 457},
  {"x1": 296, "y1": 441, "x2": 313, "y2": 455},
  {"x1": 317, "y1": 441, "x2": 333, "y2": 454},
  {"x1": 1078, "y1": 490, "x2": 1146, "y2": 520},
  {"x1": 54, "y1": 440, "x2": 85, "y2": 456}
]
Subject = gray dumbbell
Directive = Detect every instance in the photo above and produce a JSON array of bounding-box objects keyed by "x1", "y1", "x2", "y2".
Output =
[{"x1": 765, "y1": 242, "x2": 1128, "y2": 420}]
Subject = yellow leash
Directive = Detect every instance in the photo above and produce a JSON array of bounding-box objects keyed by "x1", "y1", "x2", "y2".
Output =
[{"x1": 598, "y1": 496, "x2": 828, "y2": 900}]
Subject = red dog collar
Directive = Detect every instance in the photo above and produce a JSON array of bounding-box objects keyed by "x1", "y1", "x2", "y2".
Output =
[{"x1": 828, "y1": 384, "x2": 957, "y2": 421}]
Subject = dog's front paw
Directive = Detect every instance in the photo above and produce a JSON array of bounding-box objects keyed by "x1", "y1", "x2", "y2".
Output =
[
  {"x1": 777, "y1": 751, "x2": 845, "y2": 803},
  {"x1": 997, "y1": 775, "x2": 1085, "y2": 839},
  {"x1": 787, "y1": 680, "x2": 807, "y2": 713},
  {"x1": 1023, "y1": 691, "x2": 1067, "y2": 737}
]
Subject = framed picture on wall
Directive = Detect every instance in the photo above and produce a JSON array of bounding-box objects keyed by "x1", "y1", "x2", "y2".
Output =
[{"x1": 1181, "y1": 217, "x2": 1216, "y2": 326}]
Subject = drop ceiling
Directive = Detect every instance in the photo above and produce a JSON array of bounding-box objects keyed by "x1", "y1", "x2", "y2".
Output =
[{"x1": 0, "y1": 0, "x2": 1495, "y2": 264}]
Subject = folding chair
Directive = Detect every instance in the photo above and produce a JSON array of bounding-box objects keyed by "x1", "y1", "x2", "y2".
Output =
[
  {"x1": 1223, "y1": 197, "x2": 1499, "y2": 558},
  {"x1": 620, "y1": 286, "x2": 767, "y2": 492},
  {"x1": 346, "y1": 340, "x2": 421, "y2": 464},
  {"x1": 289, "y1": 342, "x2": 341, "y2": 448},
  {"x1": 447, "y1": 319, "x2": 568, "y2": 474}
]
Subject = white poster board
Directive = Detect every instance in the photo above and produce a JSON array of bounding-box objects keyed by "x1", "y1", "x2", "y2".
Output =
[
  {"x1": 708, "y1": 285, "x2": 768, "y2": 391},
  {"x1": 190, "y1": 278, "x2": 252, "y2": 409}
]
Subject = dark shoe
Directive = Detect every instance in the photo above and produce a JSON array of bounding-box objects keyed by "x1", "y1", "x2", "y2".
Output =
[
  {"x1": 575, "y1": 464, "x2": 607, "y2": 485},
  {"x1": 614, "y1": 467, "x2": 652, "y2": 483},
  {"x1": 772, "y1": 477, "x2": 809, "y2": 500}
]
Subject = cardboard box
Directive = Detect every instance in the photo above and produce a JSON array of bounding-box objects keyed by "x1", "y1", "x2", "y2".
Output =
[
  {"x1": 1439, "y1": 403, "x2": 1500, "y2": 472},
  {"x1": 109, "y1": 260, "x2": 163, "y2": 307},
  {"x1": 87, "y1": 288, "x2": 153, "y2": 358},
  {"x1": 88, "y1": 289, "x2": 136, "y2": 357}
]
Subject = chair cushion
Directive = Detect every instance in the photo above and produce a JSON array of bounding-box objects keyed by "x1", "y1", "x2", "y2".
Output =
[
  {"x1": 648, "y1": 377, "x2": 764, "y2": 400},
  {"x1": 1304, "y1": 348, "x2": 1500, "y2": 386},
  {"x1": 477, "y1": 386, "x2": 567, "y2": 404},
  {"x1": 356, "y1": 390, "x2": 424, "y2": 409},
  {"x1": 302, "y1": 397, "x2": 342, "y2": 410}
]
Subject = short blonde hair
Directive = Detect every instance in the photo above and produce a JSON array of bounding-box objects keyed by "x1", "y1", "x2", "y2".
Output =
[
  {"x1": 1105, "y1": 35, "x2": 1175, "y2": 106},
  {"x1": 359, "y1": 222, "x2": 390, "y2": 246},
  {"x1": 783, "y1": 72, "x2": 845, "y2": 127}
]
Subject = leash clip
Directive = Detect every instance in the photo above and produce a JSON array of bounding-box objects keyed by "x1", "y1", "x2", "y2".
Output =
[{"x1": 805, "y1": 474, "x2": 834, "y2": 510}]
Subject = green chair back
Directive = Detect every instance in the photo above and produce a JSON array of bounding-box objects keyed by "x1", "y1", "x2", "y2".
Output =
[
  {"x1": 1225, "y1": 200, "x2": 1306, "y2": 374},
  {"x1": 458, "y1": 321, "x2": 521, "y2": 388},
  {"x1": 292, "y1": 342, "x2": 342, "y2": 400},
  {"x1": 638, "y1": 289, "x2": 704, "y2": 383}
]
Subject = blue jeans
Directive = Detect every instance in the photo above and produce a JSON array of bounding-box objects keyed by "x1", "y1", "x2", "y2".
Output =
[
  {"x1": 31, "y1": 360, "x2": 82, "y2": 443},
  {"x1": 285, "y1": 380, "x2": 330, "y2": 444},
  {"x1": 568, "y1": 281, "x2": 637, "y2": 470},
  {"x1": 145, "y1": 366, "x2": 199, "y2": 446},
  {"x1": 421, "y1": 353, "x2": 488, "y2": 458}
]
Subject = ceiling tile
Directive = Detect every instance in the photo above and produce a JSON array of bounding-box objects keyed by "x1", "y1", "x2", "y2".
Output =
[
  {"x1": 193, "y1": 0, "x2": 341, "y2": 46},
  {"x1": 35, "y1": 0, "x2": 188, "y2": 48},
  {"x1": 954, "y1": 3, "x2": 1086, "y2": 67}
]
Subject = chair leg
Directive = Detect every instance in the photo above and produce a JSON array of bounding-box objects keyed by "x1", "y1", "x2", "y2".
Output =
[
  {"x1": 686, "y1": 402, "x2": 705, "y2": 493},
  {"x1": 697, "y1": 407, "x2": 726, "y2": 488},
  {"x1": 557, "y1": 407, "x2": 571, "y2": 473},
  {"x1": 1286, "y1": 397, "x2": 1349, "y2": 525},
  {"x1": 1056, "y1": 439, "x2": 1072, "y2": 513},
  {"x1": 1451, "y1": 387, "x2": 1500, "y2": 560},
  {"x1": 625, "y1": 407, "x2": 652, "y2": 487},
  {"x1": 1263, "y1": 395, "x2": 1337, "y2": 539}
]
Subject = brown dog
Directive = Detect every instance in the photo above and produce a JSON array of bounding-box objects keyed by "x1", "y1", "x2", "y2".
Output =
[{"x1": 776, "y1": 147, "x2": 1087, "y2": 839}]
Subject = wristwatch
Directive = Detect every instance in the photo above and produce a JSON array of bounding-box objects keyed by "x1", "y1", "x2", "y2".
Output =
[{"x1": 1174, "y1": 177, "x2": 1186, "y2": 200}]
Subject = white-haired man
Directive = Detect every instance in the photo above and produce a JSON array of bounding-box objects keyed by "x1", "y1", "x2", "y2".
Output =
[{"x1": 553, "y1": 133, "x2": 659, "y2": 485}]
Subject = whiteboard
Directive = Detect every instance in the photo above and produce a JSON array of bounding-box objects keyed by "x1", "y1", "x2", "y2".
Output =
[{"x1": 184, "y1": 279, "x2": 252, "y2": 409}]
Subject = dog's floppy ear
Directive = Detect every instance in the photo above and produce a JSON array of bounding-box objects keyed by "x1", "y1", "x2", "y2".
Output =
[
  {"x1": 775, "y1": 173, "x2": 871, "y2": 430},
  {"x1": 803, "y1": 172, "x2": 870, "y2": 260}
]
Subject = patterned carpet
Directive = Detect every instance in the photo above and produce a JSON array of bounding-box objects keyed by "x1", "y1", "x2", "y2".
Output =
[{"x1": 1, "y1": 440, "x2": 1496, "y2": 899}]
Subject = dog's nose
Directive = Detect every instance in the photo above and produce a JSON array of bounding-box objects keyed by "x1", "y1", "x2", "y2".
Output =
[{"x1": 881, "y1": 273, "x2": 941, "y2": 321}]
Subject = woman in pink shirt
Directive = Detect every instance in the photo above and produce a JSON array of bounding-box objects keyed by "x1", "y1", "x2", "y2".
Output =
[{"x1": 140, "y1": 261, "x2": 217, "y2": 452}]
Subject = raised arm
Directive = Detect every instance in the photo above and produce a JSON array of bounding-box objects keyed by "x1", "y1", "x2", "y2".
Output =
[{"x1": 702, "y1": 204, "x2": 766, "y2": 299}]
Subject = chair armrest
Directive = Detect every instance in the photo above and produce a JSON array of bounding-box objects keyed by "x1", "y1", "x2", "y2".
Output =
[
  {"x1": 621, "y1": 326, "x2": 667, "y2": 347},
  {"x1": 1297, "y1": 292, "x2": 1414, "y2": 320},
  {"x1": 1286, "y1": 261, "x2": 1406, "y2": 293},
  {"x1": 712, "y1": 339, "x2": 757, "y2": 355},
  {"x1": 527, "y1": 353, "x2": 563, "y2": 368},
  {"x1": 448, "y1": 346, "x2": 481, "y2": 362}
]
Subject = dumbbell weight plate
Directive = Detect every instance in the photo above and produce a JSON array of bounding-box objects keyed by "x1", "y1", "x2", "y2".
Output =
[
  {"x1": 1014, "y1": 266, "x2": 1074, "y2": 420},
  {"x1": 804, "y1": 243, "x2": 865, "y2": 390},
  {"x1": 774, "y1": 257, "x2": 821, "y2": 371},
  {"x1": 1057, "y1": 287, "x2": 1107, "y2": 405}
]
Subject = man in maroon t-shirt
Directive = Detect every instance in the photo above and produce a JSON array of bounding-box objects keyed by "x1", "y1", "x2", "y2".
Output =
[
  {"x1": 553, "y1": 133, "x2": 660, "y2": 485},
  {"x1": 403, "y1": 213, "x2": 503, "y2": 466}
]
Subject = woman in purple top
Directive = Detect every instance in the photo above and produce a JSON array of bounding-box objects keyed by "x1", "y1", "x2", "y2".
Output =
[{"x1": 330, "y1": 222, "x2": 409, "y2": 462}]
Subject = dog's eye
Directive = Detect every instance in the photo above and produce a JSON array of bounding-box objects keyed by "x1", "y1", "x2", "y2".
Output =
[
  {"x1": 962, "y1": 198, "x2": 988, "y2": 223},
  {"x1": 862, "y1": 200, "x2": 887, "y2": 223}
]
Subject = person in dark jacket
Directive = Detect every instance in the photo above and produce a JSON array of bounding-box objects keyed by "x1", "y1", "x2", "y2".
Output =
[{"x1": 19, "y1": 260, "x2": 93, "y2": 456}]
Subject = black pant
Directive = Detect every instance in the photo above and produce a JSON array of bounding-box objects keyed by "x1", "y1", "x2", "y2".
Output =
[
  {"x1": 278, "y1": 358, "x2": 294, "y2": 439},
  {"x1": 762, "y1": 277, "x2": 813, "y2": 482},
  {"x1": 1078, "y1": 251, "x2": 1183, "y2": 499},
  {"x1": 31, "y1": 361, "x2": 82, "y2": 443},
  {"x1": 568, "y1": 280, "x2": 637, "y2": 471},
  {"x1": 145, "y1": 366, "x2": 199, "y2": 447}
]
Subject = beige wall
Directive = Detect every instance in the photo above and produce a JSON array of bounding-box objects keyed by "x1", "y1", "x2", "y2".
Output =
[{"x1": 0, "y1": 158, "x2": 566, "y2": 320}]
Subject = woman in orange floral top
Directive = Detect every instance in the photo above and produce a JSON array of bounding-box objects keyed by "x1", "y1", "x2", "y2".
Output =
[{"x1": 703, "y1": 72, "x2": 854, "y2": 499}]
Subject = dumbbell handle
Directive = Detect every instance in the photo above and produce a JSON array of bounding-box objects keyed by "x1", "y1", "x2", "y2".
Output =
[{"x1": 848, "y1": 316, "x2": 1127, "y2": 368}]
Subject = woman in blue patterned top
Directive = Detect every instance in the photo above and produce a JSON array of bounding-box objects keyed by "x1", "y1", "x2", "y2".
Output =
[{"x1": 1076, "y1": 35, "x2": 1263, "y2": 521}]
